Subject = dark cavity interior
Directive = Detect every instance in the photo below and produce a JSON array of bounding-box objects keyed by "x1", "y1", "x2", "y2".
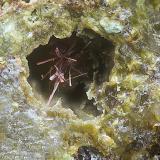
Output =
[
  {"x1": 27, "y1": 31, "x2": 115, "y2": 117},
  {"x1": 74, "y1": 146, "x2": 106, "y2": 160},
  {"x1": 22, "y1": 0, "x2": 30, "y2": 3}
]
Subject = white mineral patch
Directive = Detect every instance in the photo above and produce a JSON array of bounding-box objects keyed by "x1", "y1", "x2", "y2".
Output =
[
  {"x1": 100, "y1": 17, "x2": 124, "y2": 33},
  {"x1": 30, "y1": 0, "x2": 38, "y2": 4},
  {"x1": 25, "y1": 109, "x2": 40, "y2": 121},
  {"x1": 27, "y1": 32, "x2": 33, "y2": 38},
  {"x1": 3, "y1": 22, "x2": 15, "y2": 34}
]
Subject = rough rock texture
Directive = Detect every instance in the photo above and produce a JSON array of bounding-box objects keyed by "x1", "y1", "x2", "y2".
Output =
[{"x1": 0, "y1": 0, "x2": 160, "y2": 160}]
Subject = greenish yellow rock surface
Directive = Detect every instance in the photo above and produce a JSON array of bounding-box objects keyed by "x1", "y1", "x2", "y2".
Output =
[{"x1": 0, "y1": 0, "x2": 160, "y2": 159}]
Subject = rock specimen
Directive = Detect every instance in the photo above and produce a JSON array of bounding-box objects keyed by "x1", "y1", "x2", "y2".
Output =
[{"x1": 0, "y1": 0, "x2": 160, "y2": 159}]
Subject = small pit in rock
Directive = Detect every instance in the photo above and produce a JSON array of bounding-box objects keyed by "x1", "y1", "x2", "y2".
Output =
[
  {"x1": 27, "y1": 31, "x2": 115, "y2": 117},
  {"x1": 74, "y1": 146, "x2": 106, "y2": 160},
  {"x1": 22, "y1": 0, "x2": 30, "y2": 3}
]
